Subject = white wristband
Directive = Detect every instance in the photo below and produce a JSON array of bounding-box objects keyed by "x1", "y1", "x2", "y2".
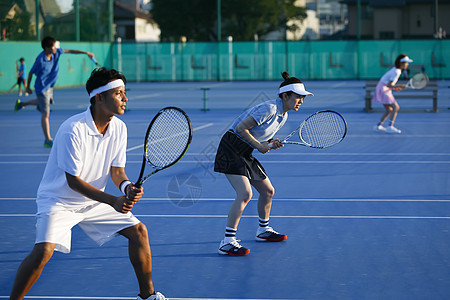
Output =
[{"x1": 120, "y1": 180, "x2": 131, "y2": 195}]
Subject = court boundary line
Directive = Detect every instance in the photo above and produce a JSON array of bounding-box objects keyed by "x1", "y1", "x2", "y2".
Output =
[
  {"x1": 0, "y1": 297, "x2": 294, "y2": 300},
  {"x1": 4, "y1": 160, "x2": 450, "y2": 164},
  {"x1": 1, "y1": 152, "x2": 450, "y2": 157},
  {"x1": 1, "y1": 214, "x2": 449, "y2": 219},
  {"x1": 130, "y1": 160, "x2": 450, "y2": 164},
  {"x1": 2, "y1": 197, "x2": 450, "y2": 202},
  {"x1": 126, "y1": 123, "x2": 214, "y2": 152}
]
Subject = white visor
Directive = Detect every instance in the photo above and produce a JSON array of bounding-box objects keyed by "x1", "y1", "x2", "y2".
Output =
[
  {"x1": 89, "y1": 79, "x2": 125, "y2": 98},
  {"x1": 279, "y1": 83, "x2": 313, "y2": 96},
  {"x1": 400, "y1": 56, "x2": 413, "y2": 63}
]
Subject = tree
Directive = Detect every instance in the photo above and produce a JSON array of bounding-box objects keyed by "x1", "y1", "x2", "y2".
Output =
[
  {"x1": 1, "y1": 10, "x2": 34, "y2": 40},
  {"x1": 150, "y1": 0, "x2": 307, "y2": 42},
  {"x1": 150, "y1": 0, "x2": 217, "y2": 42}
]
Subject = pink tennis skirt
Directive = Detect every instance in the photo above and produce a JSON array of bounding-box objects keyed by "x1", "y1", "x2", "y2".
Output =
[{"x1": 373, "y1": 82, "x2": 397, "y2": 105}]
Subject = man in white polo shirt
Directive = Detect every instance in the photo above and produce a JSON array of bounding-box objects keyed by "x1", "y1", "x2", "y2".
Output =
[{"x1": 9, "y1": 68, "x2": 166, "y2": 300}]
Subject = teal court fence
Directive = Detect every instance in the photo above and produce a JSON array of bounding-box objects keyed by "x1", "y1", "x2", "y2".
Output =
[{"x1": 1, "y1": 40, "x2": 448, "y2": 92}]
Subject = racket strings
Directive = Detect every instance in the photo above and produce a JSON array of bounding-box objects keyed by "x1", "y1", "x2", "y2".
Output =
[
  {"x1": 410, "y1": 73, "x2": 428, "y2": 89},
  {"x1": 145, "y1": 109, "x2": 191, "y2": 168},
  {"x1": 300, "y1": 112, "x2": 346, "y2": 148}
]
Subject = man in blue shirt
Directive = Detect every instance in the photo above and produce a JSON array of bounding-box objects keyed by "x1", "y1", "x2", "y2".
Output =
[{"x1": 14, "y1": 36, "x2": 95, "y2": 148}]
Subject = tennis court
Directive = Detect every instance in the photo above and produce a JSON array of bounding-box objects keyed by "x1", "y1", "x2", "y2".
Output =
[{"x1": 1, "y1": 80, "x2": 450, "y2": 300}]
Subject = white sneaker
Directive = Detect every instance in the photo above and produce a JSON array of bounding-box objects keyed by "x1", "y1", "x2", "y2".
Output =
[
  {"x1": 218, "y1": 237, "x2": 250, "y2": 256},
  {"x1": 386, "y1": 126, "x2": 401, "y2": 134},
  {"x1": 373, "y1": 125, "x2": 386, "y2": 132},
  {"x1": 137, "y1": 292, "x2": 167, "y2": 300}
]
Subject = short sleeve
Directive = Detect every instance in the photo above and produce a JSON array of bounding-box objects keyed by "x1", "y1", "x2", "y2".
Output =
[
  {"x1": 56, "y1": 130, "x2": 84, "y2": 177},
  {"x1": 29, "y1": 56, "x2": 40, "y2": 75},
  {"x1": 250, "y1": 103, "x2": 275, "y2": 125}
]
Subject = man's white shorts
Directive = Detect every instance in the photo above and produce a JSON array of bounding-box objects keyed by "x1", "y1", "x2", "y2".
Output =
[{"x1": 36, "y1": 203, "x2": 140, "y2": 253}]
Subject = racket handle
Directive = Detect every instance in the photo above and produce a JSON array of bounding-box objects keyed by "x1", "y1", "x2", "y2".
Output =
[{"x1": 268, "y1": 140, "x2": 286, "y2": 149}]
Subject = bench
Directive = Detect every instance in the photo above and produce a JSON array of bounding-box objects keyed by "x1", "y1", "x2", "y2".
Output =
[{"x1": 364, "y1": 80, "x2": 438, "y2": 112}]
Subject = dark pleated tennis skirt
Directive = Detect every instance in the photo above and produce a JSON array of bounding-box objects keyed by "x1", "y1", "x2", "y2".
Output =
[{"x1": 214, "y1": 130, "x2": 267, "y2": 180}]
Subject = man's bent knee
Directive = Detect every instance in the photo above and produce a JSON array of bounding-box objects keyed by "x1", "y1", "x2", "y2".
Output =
[
  {"x1": 31, "y1": 243, "x2": 56, "y2": 265},
  {"x1": 120, "y1": 222, "x2": 149, "y2": 243}
]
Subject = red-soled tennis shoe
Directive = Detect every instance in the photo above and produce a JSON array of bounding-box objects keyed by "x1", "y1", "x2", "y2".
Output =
[
  {"x1": 218, "y1": 237, "x2": 250, "y2": 256},
  {"x1": 255, "y1": 226, "x2": 287, "y2": 242}
]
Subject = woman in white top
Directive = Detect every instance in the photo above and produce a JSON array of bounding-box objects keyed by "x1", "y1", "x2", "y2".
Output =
[
  {"x1": 373, "y1": 54, "x2": 413, "y2": 134},
  {"x1": 214, "y1": 72, "x2": 314, "y2": 256}
]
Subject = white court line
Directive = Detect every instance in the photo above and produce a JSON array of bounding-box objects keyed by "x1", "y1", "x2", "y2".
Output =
[
  {"x1": 348, "y1": 134, "x2": 450, "y2": 138},
  {"x1": 1, "y1": 214, "x2": 449, "y2": 219},
  {"x1": 0, "y1": 161, "x2": 47, "y2": 164},
  {"x1": 126, "y1": 123, "x2": 214, "y2": 152},
  {"x1": 1, "y1": 152, "x2": 449, "y2": 158},
  {"x1": 3, "y1": 153, "x2": 449, "y2": 157},
  {"x1": 0, "y1": 297, "x2": 289, "y2": 300},
  {"x1": 0, "y1": 154, "x2": 50, "y2": 157},
  {"x1": 129, "y1": 93, "x2": 161, "y2": 99},
  {"x1": 1, "y1": 160, "x2": 449, "y2": 165},
  {"x1": 156, "y1": 152, "x2": 450, "y2": 156},
  {"x1": 251, "y1": 152, "x2": 450, "y2": 156},
  {"x1": 2, "y1": 198, "x2": 450, "y2": 203},
  {"x1": 124, "y1": 160, "x2": 450, "y2": 164},
  {"x1": 187, "y1": 82, "x2": 233, "y2": 90},
  {"x1": 256, "y1": 160, "x2": 450, "y2": 164}
]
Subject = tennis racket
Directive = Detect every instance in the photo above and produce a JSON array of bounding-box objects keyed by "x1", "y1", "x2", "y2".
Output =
[
  {"x1": 269, "y1": 110, "x2": 347, "y2": 149},
  {"x1": 135, "y1": 107, "x2": 192, "y2": 188},
  {"x1": 405, "y1": 72, "x2": 429, "y2": 89},
  {"x1": 91, "y1": 57, "x2": 100, "y2": 66}
]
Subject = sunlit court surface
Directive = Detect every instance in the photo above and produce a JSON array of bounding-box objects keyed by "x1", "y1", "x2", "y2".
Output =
[{"x1": 1, "y1": 79, "x2": 450, "y2": 300}]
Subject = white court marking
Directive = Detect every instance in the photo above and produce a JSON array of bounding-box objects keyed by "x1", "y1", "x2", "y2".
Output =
[
  {"x1": 0, "y1": 297, "x2": 292, "y2": 300},
  {"x1": 1, "y1": 197, "x2": 449, "y2": 202},
  {"x1": 126, "y1": 123, "x2": 214, "y2": 152}
]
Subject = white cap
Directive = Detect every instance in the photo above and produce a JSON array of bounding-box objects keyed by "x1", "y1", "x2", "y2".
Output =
[
  {"x1": 278, "y1": 83, "x2": 314, "y2": 96},
  {"x1": 400, "y1": 56, "x2": 413, "y2": 63}
]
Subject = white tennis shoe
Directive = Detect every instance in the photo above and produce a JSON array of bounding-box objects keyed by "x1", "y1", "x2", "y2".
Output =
[
  {"x1": 373, "y1": 125, "x2": 386, "y2": 132},
  {"x1": 137, "y1": 292, "x2": 167, "y2": 300},
  {"x1": 386, "y1": 126, "x2": 402, "y2": 134}
]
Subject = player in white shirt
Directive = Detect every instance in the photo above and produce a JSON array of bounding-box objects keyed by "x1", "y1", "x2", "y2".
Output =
[
  {"x1": 373, "y1": 54, "x2": 413, "y2": 134},
  {"x1": 10, "y1": 68, "x2": 167, "y2": 300},
  {"x1": 214, "y1": 72, "x2": 313, "y2": 256}
]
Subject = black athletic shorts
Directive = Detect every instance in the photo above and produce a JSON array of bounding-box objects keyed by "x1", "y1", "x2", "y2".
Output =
[{"x1": 214, "y1": 130, "x2": 267, "y2": 180}]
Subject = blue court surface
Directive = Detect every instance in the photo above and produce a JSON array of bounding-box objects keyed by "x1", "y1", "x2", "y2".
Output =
[{"x1": 1, "y1": 80, "x2": 450, "y2": 300}]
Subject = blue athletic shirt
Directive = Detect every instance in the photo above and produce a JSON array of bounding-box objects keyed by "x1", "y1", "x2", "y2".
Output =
[
  {"x1": 30, "y1": 48, "x2": 65, "y2": 94},
  {"x1": 18, "y1": 63, "x2": 26, "y2": 79},
  {"x1": 230, "y1": 98, "x2": 287, "y2": 145}
]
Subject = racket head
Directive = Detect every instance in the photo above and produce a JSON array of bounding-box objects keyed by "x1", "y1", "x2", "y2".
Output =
[
  {"x1": 298, "y1": 110, "x2": 347, "y2": 149},
  {"x1": 136, "y1": 106, "x2": 192, "y2": 187},
  {"x1": 409, "y1": 72, "x2": 429, "y2": 89}
]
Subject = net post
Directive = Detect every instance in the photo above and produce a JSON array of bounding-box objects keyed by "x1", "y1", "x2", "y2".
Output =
[{"x1": 201, "y1": 88, "x2": 210, "y2": 111}]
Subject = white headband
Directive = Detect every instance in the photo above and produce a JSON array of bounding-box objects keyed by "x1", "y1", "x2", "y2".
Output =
[
  {"x1": 89, "y1": 79, "x2": 125, "y2": 98},
  {"x1": 279, "y1": 83, "x2": 314, "y2": 96}
]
